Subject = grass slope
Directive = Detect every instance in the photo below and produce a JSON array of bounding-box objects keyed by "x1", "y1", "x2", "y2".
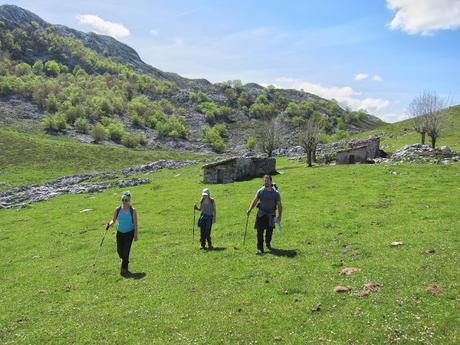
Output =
[
  {"x1": 0, "y1": 126, "x2": 207, "y2": 190},
  {"x1": 352, "y1": 105, "x2": 460, "y2": 153},
  {"x1": 0, "y1": 158, "x2": 458, "y2": 344}
]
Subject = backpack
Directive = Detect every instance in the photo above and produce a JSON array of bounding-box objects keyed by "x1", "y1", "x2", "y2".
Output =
[{"x1": 116, "y1": 205, "x2": 134, "y2": 224}]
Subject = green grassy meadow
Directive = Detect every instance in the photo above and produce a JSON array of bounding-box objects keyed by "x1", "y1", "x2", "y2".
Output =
[
  {"x1": 1, "y1": 157, "x2": 459, "y2": 344},
  {"x1": 0, "y1": 126, "x2": 206, "y2": 190}
]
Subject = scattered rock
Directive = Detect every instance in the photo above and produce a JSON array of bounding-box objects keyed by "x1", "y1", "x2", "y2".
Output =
[
  {"x1": 426, "y1": 284, "x2": 442, "y2": 295},
  {"x1": 334, "y1": 286, "x2": 353, "y2": 293},
  {"x1": 390, "y1": 241, "x2": 404, "y2": 247},
  {"x1": 274, "y1": 336, "x2": 283, "y2": 341},
  {"x1": 356, "y1": 282, "x2": 383, "y2": 298},
  {"x1": 390, "y1": 144, "x2": 458, "y2": 163},
  {"x1": 311, "y1": 304, "x2": 321, "y2": 312},
  {"x1": 364, "y1": 282, "x2": 383, "y2": 292},
  {"x1": 339, "y1": 267, "x2": 361, "y2": 275}
]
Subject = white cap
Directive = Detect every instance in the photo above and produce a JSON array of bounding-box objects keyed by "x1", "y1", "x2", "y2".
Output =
[{"x1": 202, "y1": 188, "x2": 210, "y2": 196}]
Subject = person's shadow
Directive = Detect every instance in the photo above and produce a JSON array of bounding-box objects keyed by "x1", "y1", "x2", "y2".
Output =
[
  {"x1": 124, "y1": 272, "x2": 147, "y2": 279},
  {"x1": 207, "y1": 247, "x2": 226, "y2": 252},
  {"x1": 267, "y1": 248, "x2": 298, "y2": 258}
]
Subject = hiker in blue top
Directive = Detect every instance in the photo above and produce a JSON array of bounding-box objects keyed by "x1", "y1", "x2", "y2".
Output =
[
  {"x1": 106, "y1": 191, "x2": 138, "y2": 276},
  {"x1": 247, "y1": 175, "x2": 282, "y2": 255},
  {"x1": 194, "y1": 188, "x2": 216, "y2": 250}
]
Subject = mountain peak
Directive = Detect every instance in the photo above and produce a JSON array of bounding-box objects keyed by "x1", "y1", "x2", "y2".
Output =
[{"x1": 0, "y1": 4, "x2": 47, "y2": 28}]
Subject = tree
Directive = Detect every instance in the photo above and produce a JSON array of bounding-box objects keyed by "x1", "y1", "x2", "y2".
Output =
[
  {"x1": 299, "y1": 118, "x2": 323, "y2": 167},
  {"x1": 408, "y1": 91, "x2": 446, "y2": 148},
  {"x1": 408, "y1": 95, "x2": 428, "y2": 144},
  {"x1": 256, "y1": 119, "x2": 280, "y2": 157}
]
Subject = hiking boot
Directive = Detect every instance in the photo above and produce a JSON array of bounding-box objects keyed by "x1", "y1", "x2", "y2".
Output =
[
  {"x1": 208, "y1": 245, "x2": 214, "y2": 250},
  {"x1": 256, "y1": 250, "x2": 264, "y2": 256},
  {"x1": 120, "y1": 267, "x2": 128, "y2": 276}
]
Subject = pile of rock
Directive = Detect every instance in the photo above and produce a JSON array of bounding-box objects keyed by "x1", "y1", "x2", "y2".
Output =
[
  {"x1": 389, "y1": 144, "x2": 459, "y2": 163},
  {"x1": 0, "y1": 159, "x2": 197, "y2": 209}
]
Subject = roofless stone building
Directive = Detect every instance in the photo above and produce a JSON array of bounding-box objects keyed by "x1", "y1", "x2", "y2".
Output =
[{"x1": 203, "y1": 157, "x2": 276, "y2": 184}]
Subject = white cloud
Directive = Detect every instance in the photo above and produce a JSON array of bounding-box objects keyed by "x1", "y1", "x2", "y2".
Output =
[
  {"x1": 274, "y1": 77, "x2": 390, "y2": 114},
  {"x1": 76, "y1": 14, "x2": 130, "y2": 39},
  {"x1": 150, "y1": 29, "x2": 159, "y2": 36},
  {"x1": 387, "y1": 0, "x2": 460, "y2": 35},
  {"x1": 372, "y1": 75, "x2": 383, "y2": 81},
  {"x1": 354, "y1": 73, "x2": 369, "y2": 81}
]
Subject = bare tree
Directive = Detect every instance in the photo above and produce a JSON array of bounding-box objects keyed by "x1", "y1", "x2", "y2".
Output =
[
  {"x1": 408, "y1": 91, "x2": 446, "y2": 148},
  {"x1": 256, "y1": 119, "x2": 280, "y2": 157},
  {"x1": 299, "y1": 118, "x2": 323, "y2": 167}
]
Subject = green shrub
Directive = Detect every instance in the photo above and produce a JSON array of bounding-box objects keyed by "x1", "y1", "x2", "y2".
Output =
[
  {"x1": 246, "y1": 136, "x2": 256, "y2": 150},
  {"x1": 15, "y1": 62, "x2": 31, "y2": 76},
  {"x1": 44, "y1": 60, "x2": 60, "y2": 77},
  {"x1": 131, "y1": 114, "x2": 145, "y2": 127},
  {"x1": 202, "y1": 125, "x2": 226, "y2": 153},
  {"x1": 74, "y1": 117, "x2": 89, "y2": 134},
  {"x1": 121, "y1": 133, "x2": 140, "y2": 148},
  {"x1": 42, "y1": 113, "x2": 67, "y2": 132},
  {"x1": 107, "y1": 122, "x2": 126, "y2": 143},
  {"x1": 138, "y1": 133, "x2": 148, "y2": 146},
  {"x1": 157, "y1": 116, "x2": 188, "y2": 138},
  {"x1": 292, "y1": 116, "x2": 305, "y2": 127},
  {"x1": 91, "y1": 123, "x2": 108, "y2": 143}
]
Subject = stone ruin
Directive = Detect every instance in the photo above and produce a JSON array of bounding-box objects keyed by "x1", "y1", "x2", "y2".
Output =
[
  {"x1": 336, "y1": 136, "x2": 385, "y2": 164},
  {"x1": 203, "y1": 156, "x2": 276, "y2": 184}
]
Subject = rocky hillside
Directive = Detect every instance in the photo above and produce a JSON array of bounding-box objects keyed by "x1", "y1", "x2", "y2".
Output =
[{"x1": 0, "y1": 4, "x2": 385, "y2": 154}]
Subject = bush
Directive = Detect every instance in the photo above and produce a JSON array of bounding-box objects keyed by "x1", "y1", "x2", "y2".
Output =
[
  {"x1": 292, "y1": 116, "x2": 305, "y2": 127},
  {"x1": 131, "y1": 114, "x2": 145, "y2": 127},
  {"x1": 246, "y1": 136, "x2": 256, "y2": 150},
  {"x1": 42, "y1": 113, "x2": 67, "y2": 132},
  {"x1": 15, "y1": 62, "x2": 31, "y2": 76},
  {"x1": 91, "y1": 123, "x2": 108, "y2": 143},
  {"x1": 121, "y1": 133, "x2": 140, "y2": 148},
  {"x1": 107, "y1": 122, "x2": 126, "y2": 143},
  {"x1": 157, "y1": 116, "x2": 188, "y2": 138},
  {"x1": 64, "y1": 105, "x2": 85, "y2": 124},
  {"x1": 202, "y1": 125, "x2": 226, "y2": 153},
  {"x1": 44, "y1": 60, "x2": 60, "y2": 77},
  {"x1": 138, "y1": 133, "x2": 148, "y2": 146},
  {"x1": 74, "y1": 117, "x2": 89, "y2": 134}
]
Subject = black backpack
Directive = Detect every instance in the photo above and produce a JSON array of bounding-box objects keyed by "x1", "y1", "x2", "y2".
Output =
[{"x1": 116, "y1": 205, "x2": 134, "y2": 224}]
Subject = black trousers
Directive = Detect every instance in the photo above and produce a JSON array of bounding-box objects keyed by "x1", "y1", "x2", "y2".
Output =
[
  {"x1": 116, "y1": 230, "x2": 134, "y2": 269},
  {"x1": 255, "y1": 215, "x2": 274, "y2": 251},
  {"x1": 199, "y1": 214, "x2": 213, "y2": 247}
]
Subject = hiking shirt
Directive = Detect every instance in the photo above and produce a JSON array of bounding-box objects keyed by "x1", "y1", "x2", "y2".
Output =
[
  {"x1": 117, "y1": 207, "x2": 134, "y2": 233},
  {"x1": 256, "y1": 187, "x2": 280, "y2": 217},
  {"x1": 201, "y1": 199, "x2": 214, "y2": 216}
]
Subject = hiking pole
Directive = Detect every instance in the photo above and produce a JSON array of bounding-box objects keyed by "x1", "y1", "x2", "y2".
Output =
[
  {"x1": 243, "y1": 213, "x2": 249, "y2": 245},
  {"x1": 93, "y1": 224, "x2": 110, "y2": 272},
  {"x1": 192, "y1": 208, "x2": 196, "y2": 244}
]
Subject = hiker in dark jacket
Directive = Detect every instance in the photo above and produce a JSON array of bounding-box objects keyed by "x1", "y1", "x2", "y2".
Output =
[
  {"x1": 106, "y1": 191, "x2": 138, "y2": 276},
  {"x1": 194, "y1": 188, "x2": 216, "y2": 250},
  {"x1": 247, "y1": 175, "x2": 282, "y2": 255}
]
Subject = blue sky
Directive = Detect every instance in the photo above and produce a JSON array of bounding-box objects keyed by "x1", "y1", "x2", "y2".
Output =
[{"x1": 3, "y1": 0, "x2": 460, "y2": 122}]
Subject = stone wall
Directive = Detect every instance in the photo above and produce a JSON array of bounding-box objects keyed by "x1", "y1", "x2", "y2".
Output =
[
  {"x1": 203, "y1": 157, "x2": 276, "y2": 184},
  {"x1": 336, "y1": 146, "x2": 368, "y2": 164}
]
